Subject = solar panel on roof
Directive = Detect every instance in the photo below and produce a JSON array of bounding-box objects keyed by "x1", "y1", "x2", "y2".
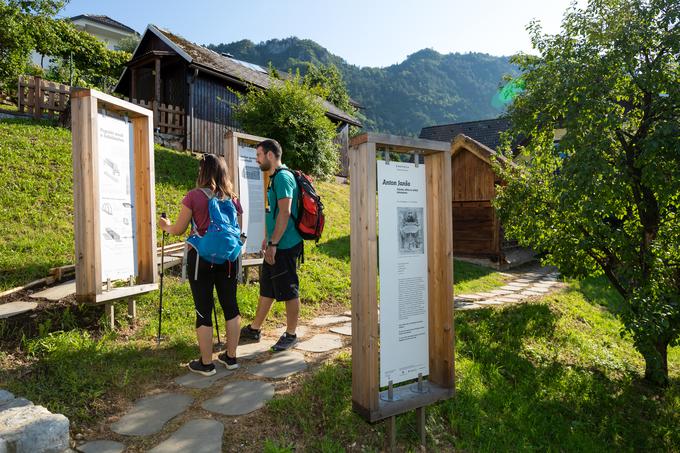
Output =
[{"x1": 230, "y1": 58, "x2": 267, "y2": 74}]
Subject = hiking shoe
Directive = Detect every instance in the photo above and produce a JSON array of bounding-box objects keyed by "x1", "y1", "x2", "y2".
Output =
[
  {"x1": 239, "y1": 324, "x2": 261, "y2": 343},
  {"x1": 271, "y1": 332, "x2": 298, "y2": 352},
  {"x1": 188, "y1": 359, "x2": 216, "y2": 376},
  {"x1": 216, "y1": 352, "x2": 239, "y2": 370}
]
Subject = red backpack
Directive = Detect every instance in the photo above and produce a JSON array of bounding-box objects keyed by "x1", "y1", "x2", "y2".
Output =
[{"x1": 271, "y1": 168, "x2": 325, "y2": 242}]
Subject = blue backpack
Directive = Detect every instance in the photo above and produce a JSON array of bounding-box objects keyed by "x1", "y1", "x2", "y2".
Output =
[{"x1": 186, "y1": 188, "x2": 242, "y2": 265}]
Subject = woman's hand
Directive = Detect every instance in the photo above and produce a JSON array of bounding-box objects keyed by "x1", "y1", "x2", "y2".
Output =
[{"x1": 159, "y1": 216, "x2": 171, "y2": 232}]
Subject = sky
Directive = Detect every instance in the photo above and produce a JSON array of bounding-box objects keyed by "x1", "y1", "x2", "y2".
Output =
[{"x1": 60, "y1": 0, "x2": 586, "y2": 67}]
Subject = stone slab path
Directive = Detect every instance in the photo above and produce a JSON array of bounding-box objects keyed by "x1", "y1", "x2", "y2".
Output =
[
  {"x1": 77, "y1": 440, "x2": 125, "y2": 453},
  {"x1": 148, "y1": 419, "x2": 223, "y2": 453},
  {"x1": 249, "y1": 351, "x2": 308, "y2": 379},
  {"x1": 296, "y1": 333, "x2": 343, "y2": 352},
  {"x1": 174, "y1": 365, "x2": 235, "y2": 389},
  {"x1": 330, "y1": 322, "x2": 352, "y2": 336},
  {"x1": 110, "y1": 393, "x2": 193, "y2": 436},
  {"x1": 202, "y1": 381, "x2": 275, "y2": 416},
  {"x1": 455, "y1": 267, "x2": 562, "y2": 311},
  {"x1": 0, "y1": 301, "x2": 38, "y2": 319},
  {"x1": 29, "y1": 280, "x2": 76, "y2": 301},
  {"x1": 79, "y1": 265, "x2": 562, "y2": 451}
]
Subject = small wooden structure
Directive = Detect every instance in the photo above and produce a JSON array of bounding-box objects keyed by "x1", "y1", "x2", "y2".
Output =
[
  {"x1": 349, "y1": 133, "x2": 454, "y2": 446},
  {"x1": 17, "y1": 76, "x2": 70, "y2": 121},
  {"x1": 71, "y1": 89, "x2": 158, "y2": 324},
  {"x1": 450, "y1": 134, "x2": 514, "y2": 263},
  {"x1": 115, "y1": 25, "x2": 360, "y2": 157}
]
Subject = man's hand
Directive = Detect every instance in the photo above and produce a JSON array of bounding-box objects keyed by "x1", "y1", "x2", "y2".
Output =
[
  {"x1": 261, "y1": 239, "x2": 267, "y2": 253},
  {"x1": 264, "y1": 244, "x2": 277, "y2": 265}
]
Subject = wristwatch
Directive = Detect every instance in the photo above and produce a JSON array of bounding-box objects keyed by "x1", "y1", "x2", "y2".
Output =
[
  {"x1": 240, "y1": 232, "x2": 247, "y2": 239},
  {"x1": 267, "y1": 241, "x2": 278, "y2": 247}
]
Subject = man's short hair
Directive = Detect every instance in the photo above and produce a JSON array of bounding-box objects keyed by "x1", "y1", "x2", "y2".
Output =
[{"x1": 257, "y1": 139, "x2": 282, "y2": 158}]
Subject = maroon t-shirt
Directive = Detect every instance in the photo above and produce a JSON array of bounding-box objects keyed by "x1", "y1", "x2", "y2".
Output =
[{"x1": 182, "y1": 189, "x2": 242, "y2": 236}]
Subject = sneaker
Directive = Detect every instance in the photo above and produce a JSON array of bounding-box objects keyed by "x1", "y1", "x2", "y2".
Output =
[
  {"x1": 188, "y1": 359, "x2": 216, "y2": 376},
  {"x1": 216, "y1": 352, "x2": 239, "y2": 370},
  {"x1": 239, "y1": 324, "x2": 261, "y2": 343},
  {"x1": 271, "y1": 332, "x2": 298, "y2": 352}
]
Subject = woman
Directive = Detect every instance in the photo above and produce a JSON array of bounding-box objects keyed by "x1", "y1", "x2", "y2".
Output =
[{"x1": 159, "y1": 154, "x2": 243, "y2": 376}]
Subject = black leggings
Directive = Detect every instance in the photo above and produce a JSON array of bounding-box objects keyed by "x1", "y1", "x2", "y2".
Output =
[{"x1": 187, "y1": 248, "x2": 240, "y2": 328}]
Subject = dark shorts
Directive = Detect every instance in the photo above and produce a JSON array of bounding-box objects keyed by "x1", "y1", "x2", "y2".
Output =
[{"x1": 260, "y1": 241, "x2": 303, "y2": 301}]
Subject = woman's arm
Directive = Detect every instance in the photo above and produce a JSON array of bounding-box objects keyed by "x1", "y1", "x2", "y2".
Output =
[{"x1": 159, "y1": 204, "x2": 193, "y2": 236}]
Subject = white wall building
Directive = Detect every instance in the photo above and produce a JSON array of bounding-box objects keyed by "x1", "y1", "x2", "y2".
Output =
[{"x1": 31, "y1": 14, "x2": 138, "y2": 69}]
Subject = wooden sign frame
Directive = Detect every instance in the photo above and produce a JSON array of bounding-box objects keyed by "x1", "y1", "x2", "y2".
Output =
[
  {"x1": 223, "y1": 130, "x2": 271, "y2": 205},
  {"x1": 71, "y1": 88, "x2": 158, "y2": 304},
  {"x1": 349, "y1": 133, "x2": 455, "y2": 423}
]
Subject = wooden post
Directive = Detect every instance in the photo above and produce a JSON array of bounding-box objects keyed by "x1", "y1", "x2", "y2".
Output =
[
  {"x1": 33, "y1": 76, "x2": 42, "y2": 120},
  {"x1": 350, "y1": 141, "x2": 379, "y2": 418},
  {"x1": 154, "y1": 58, "x2": 161, "y2": 130},
  {"x1": 128, "y1": 276, "x2": 136, "y2": 319},
  {"x1": 71, "y1": 93, "x2": 101, "y2": 302},
  {"x1": 105, "y1": 303, "x2": 115, "y2": 329},
  {"x1": 425, "y1": 151, "x2": 455, "y2": 389},
  {"x1": 130, "y1": 67, "x2": 137, "y2": 100}
]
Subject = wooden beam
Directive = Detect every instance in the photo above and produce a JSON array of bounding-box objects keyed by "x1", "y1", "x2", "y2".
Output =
[
  {"x1": 425, "y1": 151, "x2": 455, "y2": 389},
  {"x1": 132, "y1": 114, "x2": 158, "y2": 284},
  {"x1": 349, "y1": 132, "x2": 449, "y2": 153},
  {"x1": 72, "y1": 94, "x2": 101, "y2": 302},
  {"x1": 130, "y1": 67, "x2": 137, "y2": 100},
  {"x1": 350, "y1": 141, "x2": 379, "y2": 416},
  {"x1": 71, "y1": 89, "x2": 152, "y2": 117},
  {"x1": 154, "y1": 57, "x2": 161, "y2": 129}
]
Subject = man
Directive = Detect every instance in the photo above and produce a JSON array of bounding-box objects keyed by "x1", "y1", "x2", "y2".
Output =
[{"x1": 240, "y1": 139, "x2": 303, "y2": 351}]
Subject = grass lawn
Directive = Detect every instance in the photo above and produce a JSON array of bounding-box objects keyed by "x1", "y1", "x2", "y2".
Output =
[{"x1": 3, "y1": 119, "x2": 676, "y2": 451}]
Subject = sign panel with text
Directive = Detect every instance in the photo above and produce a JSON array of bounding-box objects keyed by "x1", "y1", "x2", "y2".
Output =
[
  {"x1": 237, "y1": 145, "x2": 266, "y2": 254},
  {"x1": 377, "y1": 160, "x2": 429, "y2": 386}
]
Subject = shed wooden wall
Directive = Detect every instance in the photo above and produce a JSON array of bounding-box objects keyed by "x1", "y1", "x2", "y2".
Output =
[
  {"x1": 451, "y1": 149, "x2": 500, "y2": 258},
  {"x1": 189, "y1": 76, "x2": 240, "y2": 155}
]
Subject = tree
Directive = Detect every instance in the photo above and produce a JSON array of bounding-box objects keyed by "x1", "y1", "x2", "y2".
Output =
[
  {"x1": 233, "y1": 71, "x2": 340, "y2": 178},
  {"x1": 0, "y1": 0, "x2": 129, "y2": 94},
  {"x1": 495, "y1": 0, "x2": 680, "y2": 386},
  {"x1": 303, "y1": 63, "x2": 354, "y2": 114}
]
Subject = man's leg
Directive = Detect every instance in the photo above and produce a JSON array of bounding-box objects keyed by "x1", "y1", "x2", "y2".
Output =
[
  {"x1": 285, "y1": 297, "x2": 300, "y2": 335},
  {"x1": 250, "y1": 296, "x2": 275, "y2": 330}
]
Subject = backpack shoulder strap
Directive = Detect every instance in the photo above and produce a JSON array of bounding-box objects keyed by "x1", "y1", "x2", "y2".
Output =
[{"x1": 198, "y1": 187, "x2": 214, "y2": 199}]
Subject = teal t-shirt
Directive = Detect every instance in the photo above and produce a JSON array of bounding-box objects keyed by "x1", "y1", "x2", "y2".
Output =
[{"x1": 266, "y1": 166, "x2": 303, "y2": 249}]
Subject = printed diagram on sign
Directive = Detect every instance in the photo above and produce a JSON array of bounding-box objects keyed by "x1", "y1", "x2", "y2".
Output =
[
  {"x1": 398, "y1": 207, "x2": 424, "y2": 255},
  {"x1": 103, "y1": 158, "x2": 120, "y2": 181}
]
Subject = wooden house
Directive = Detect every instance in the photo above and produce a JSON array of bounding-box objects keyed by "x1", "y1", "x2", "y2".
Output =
[{"x1": 114, "y1": 25, "x2": 361, "y2": 156}]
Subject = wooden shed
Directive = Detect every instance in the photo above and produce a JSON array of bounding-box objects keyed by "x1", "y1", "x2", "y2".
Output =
[
  {"x1": 114, "y1": 25, "x2": 361, "y2": 156},
  {"x1": 449, "y1": 134, "x2": 515, "y2": 263}
]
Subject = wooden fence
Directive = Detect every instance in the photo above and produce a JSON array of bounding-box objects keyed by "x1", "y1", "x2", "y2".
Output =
[
  {"x1": 18, "y1": 76, "x2": 70, "y2": 121},
  {"x1": 17, "y1": 75, "x2": 185, "y2": 135}
]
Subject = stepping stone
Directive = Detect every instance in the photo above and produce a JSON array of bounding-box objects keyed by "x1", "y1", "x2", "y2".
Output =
[
  {"x1": 342, "y1": 310, "x2": 351, "y2": 317},
  {"x1": 330, "y1": 323, "x2": 352, "y2": 336},
  {"x1": 455, "y1": 293, "x2": 484, "y2": 301},
  {"x1": 202, "y1": 381, "x2": 275, "y2": 416},
  {"x1": 148, "y1": 419, "x2": 223, "y2": 453},
  {"x1": 488, "y1": 289, "x2": 513, "y2": 296},
  {"x1": 30, "y1": 280, "x2": 76, "y2": 301},
  {"x1": 237, "y1": 340, "x2": 276, "y2": 359},
  {"x1": 500, "y1": 283, "x2": 529, "y2": 290},
  {"x1": 174, "y1": 364, "x2": 235, "y2": 389},
  {"x1": 78, "y1": 440, "x2": 125, "y2": 453},
  {"x1": 475, "y1": 299, "x2": 506, "y2": 306},
  {"x1": 473, "y1": 292, "x2": 500, "y2": 299},
  {"x1": 295, "y1": 333, "x2": 343, "y2": 353},
  {"x1": 110, "y1": 393, "x2": 193, "y2": 436},
  {"x1": 513, "y1": 278, "x2": 535, "y2": 284},
  {"x1": 534, "y1": 281, "x2": 558, "y2": 287},
  {"x1": 519, "y1": 290, "x2": 545, "y2": 297},
  {"x1": 0, "y1": 301, "x2": 38, "y2": 319},
  {"x1": 249, "y1": 351, "x2": 307, "y2": 379},
  {"x1": 456, "y1": 303, "x2": 481, "y2": 310},
  {"x1": 526, "y1": 286, "x2": 550, "y2": 293},
  {"x1": 494, "y1": 296, "x2": 523, "y2": 303},
  {"x1": 272, "y1": 325, "x2": 308, "y2": 338},
  {"x1": 309, "y1": 315, "x2": 351, "y2": 327}
]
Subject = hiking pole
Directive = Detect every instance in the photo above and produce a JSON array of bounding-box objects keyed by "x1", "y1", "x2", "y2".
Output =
[
  {"x1": 157, "y1": 212, "x2": 167, "y2": 345},
  {"x1": 213, "y1": 304, "x2": 222, "y2": 347}
]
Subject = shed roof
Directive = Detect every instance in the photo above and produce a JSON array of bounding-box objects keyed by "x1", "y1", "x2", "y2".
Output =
[
  {"x1": 70, "y1": 14, "x2": 138, "y2": 35},
  {"x1": 451, "y1": 134, "x2": 512, "y2": 167},
  {"x1": 117, "y1": 25, "x2": 361, "y2": 127},
  {"x1": 420, "y1": 117, "x2": 511, "y2": 150}
]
